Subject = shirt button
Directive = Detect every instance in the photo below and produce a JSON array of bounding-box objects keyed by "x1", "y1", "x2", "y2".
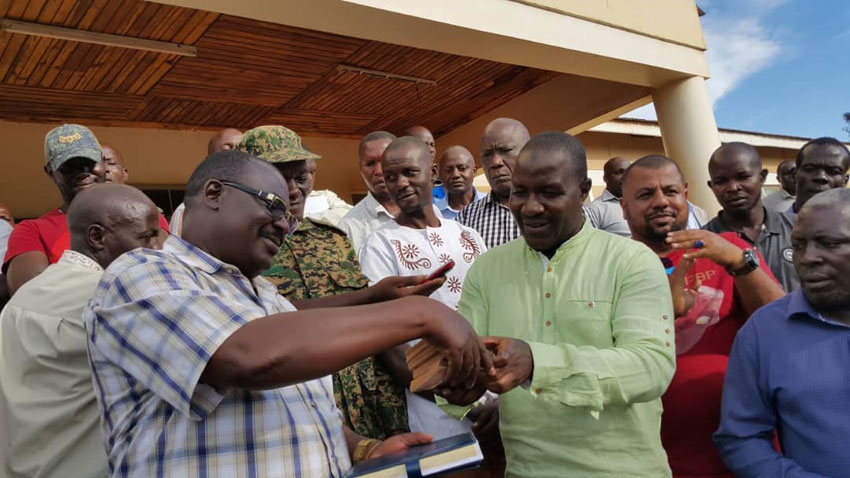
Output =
[
  {"x1": 546, "y1": 266, "x2": 552, "y2": 272},
  {"x1": 535, "y1": 388, "x2": 543, "y2": 394},
  {"x1": 588, "y1": 301, "x2": 595, "y2": 308},
  {"x1": 665, "y1": 329, "x2": 671, "y2": 334},
  {"x1": 662, "y1": 315, "x2": 669, "y2": 320},
  {"x1": 545, "y1": 293, "x2": 551, "y2": 298},
  {"x1": 310, "y1": 401, "x2": 317, "y2": 408},
  {"x1": 545, "y1": 320, "x2": 552, "y2": 327},
  {"x1": 665, "y1": 341, "x2": 671, "y2": 347}
]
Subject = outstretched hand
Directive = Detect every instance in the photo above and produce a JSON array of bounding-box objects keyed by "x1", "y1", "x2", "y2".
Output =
[
  {"x1": 482, "y1": 336, "x2": 533, "y2": 394},
  {"x1": 368, "y1": 275, "x2": 445, "y2": 303},
  {"x1": 370, "y1": 432, "x2": 434, "y2": 459},
  {"x1": 422, "y1": 303, "x2": 495, "y2": 390}
]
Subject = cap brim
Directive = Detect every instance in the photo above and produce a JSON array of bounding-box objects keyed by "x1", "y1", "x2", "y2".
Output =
[
  {"x1": 48, "y1": 147, "x2": 101, "y2": 171},
  {"x1": 263, "y1": 149, "x2": 322, "y2": 164}
]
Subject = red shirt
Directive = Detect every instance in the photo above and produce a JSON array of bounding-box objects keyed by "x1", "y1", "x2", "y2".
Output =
[
  {"x1": 2, "y1": 208, "x2": 170, "y2": 273},
  {"x1": 661, "y1": 233, "x2": 776, "y2": 478}
]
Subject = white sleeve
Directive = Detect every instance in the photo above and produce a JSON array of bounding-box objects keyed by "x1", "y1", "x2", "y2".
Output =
[{"x1": 357, "y1": 233, "x2": 401, "y2": 285}]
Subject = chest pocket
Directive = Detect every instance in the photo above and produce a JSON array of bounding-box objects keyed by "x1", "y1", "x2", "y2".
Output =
[
  {"x1": 554, "y1": 300, "x2": 615, "y2": 348},
  {"x1": 327, "y1": 270, "x2": 369, "y2": 291}
]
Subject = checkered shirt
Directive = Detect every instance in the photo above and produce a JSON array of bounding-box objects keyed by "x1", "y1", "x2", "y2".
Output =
[
  {"x1": 84, "y1": 236, "x2": 350, "y2": 477},
  {"x1": 455, "y1": 193, "x2": 521, "y2": 249}
]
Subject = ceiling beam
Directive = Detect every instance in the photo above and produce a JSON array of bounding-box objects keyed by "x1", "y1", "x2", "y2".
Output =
[{"x1": 0, "y1": 19, "x2": 197, "y2": 57}]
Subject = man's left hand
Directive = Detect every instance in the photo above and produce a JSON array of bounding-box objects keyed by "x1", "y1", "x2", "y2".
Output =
[
  {"x1": 370, "y1": 432, "x2": 434, "y2": 459},
  {"x1": 483, "y1": 336, "x2": 533, "y2": 394},
  {"x1": 368, "y1": 275, "x2": 445, "y2": 303},
  {"x1": 667, "y1": 229, "x2": 745, "y2": 270}
]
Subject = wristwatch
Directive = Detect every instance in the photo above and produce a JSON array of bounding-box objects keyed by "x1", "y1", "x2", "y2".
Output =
[{"x1": 727, "y1": 249, "x2": 759, "y2": 276}]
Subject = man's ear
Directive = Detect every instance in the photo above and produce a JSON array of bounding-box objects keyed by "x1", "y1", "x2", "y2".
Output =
[
  {"x1": 706, "y1": 180, "x2": 713, "y2": 189},
  {"x1": 203, "y1": 179, "x2": 224, "y2": 210},
  {"x1": 579, "y1": 177, "x2": 592, "y2": 200},
  {"x1": 844, "y1": 174, "x2": 849, "y2": 186},
  {"x1": 684, "y1": 182, "x2": 690, "y2": 200},
  {"x1": 759, "y1": 168, "x2": 768, "y2": 183},
  {"x1": 87, "y1": 224, "x2": 107, "y2": 252},
  {"x1": 431, "y1": 162, "x2": 439, "y2": 181}
]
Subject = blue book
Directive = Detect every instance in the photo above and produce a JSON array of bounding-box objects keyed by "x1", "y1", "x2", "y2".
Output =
[{"x1": 344, "y1": 432, "x2": 483, "y2": 478}]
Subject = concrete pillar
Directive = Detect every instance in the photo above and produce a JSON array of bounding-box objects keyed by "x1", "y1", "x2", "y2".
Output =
[{"x1": 652, "y1": 76, "x2": 721, "y2": 214}]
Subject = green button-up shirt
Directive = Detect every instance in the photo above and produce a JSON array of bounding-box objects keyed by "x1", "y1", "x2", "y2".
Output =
[{"x1": 459, "y1": 222, "x2": 675, "y2": 477}]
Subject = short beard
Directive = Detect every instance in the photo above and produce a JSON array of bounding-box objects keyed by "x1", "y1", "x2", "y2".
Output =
[{"x1": 644, "y1": 219, "x2": 683, "y2": 244}]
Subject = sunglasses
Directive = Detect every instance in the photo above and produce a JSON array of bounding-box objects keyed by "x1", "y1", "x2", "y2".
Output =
[{"x1": 218, "y1": 180, "x2": 300, "y2": 234}]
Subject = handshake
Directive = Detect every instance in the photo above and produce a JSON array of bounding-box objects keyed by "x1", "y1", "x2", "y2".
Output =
[{"x1": 407, "y1": 335, "x2": 534, "y2": 405}]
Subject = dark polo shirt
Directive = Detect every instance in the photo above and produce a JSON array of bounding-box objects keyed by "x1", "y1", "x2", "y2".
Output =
[{"x1": 704, "y1": 207, "x2": 798, "y2": 292}]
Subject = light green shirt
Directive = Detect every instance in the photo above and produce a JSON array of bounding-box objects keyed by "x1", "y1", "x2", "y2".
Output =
[{"x1": 459, "y1": 222, "x2": 675, "y2": 478}]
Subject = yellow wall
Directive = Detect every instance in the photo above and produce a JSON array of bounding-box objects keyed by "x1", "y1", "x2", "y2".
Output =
[
  {"x1": 515, "y1": 0, "x2": 706, "y2": 49},
  {"x1": 0, "y1": 121, "x2": 362, "y2": 219}
]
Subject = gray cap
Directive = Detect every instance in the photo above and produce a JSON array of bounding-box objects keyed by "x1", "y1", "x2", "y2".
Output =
[{"x1": 44, "y1": 124, "x2": 102, "y2": 171}]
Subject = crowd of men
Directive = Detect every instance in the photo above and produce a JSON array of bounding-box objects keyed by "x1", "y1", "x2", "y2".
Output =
[{"x1": 0, "y1": 117, "x2": 848, "y2": 478}]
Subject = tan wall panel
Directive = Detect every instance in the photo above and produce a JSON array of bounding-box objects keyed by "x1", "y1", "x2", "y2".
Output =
[
  {"x1": 515, "y1": 0, "x2": 705, "y2": 49},
  {"x1": 0, "y1": 121, "x2": 361, "y2": 219}
]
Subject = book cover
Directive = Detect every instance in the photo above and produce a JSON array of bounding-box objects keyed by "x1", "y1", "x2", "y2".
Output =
[{"x1": 344, "y1": 432, "x2": 483, "y2": 478}]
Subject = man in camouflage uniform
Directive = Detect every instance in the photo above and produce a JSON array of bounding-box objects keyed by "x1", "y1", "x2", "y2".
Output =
[{"x1": 236, "y1": 125, "x2": 411, "y2": 439}]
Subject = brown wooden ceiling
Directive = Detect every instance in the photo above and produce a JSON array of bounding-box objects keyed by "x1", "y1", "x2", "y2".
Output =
[{"x1": 0, "y1": 0, "x2": 560, "y2": 137}]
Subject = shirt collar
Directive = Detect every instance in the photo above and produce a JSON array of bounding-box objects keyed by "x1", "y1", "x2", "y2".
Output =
[
  {"x1": 163, "y1": 235, "x2": 228, "y2": 275},
  {"x1": 525, "y1": 219, "x2": 590, "y2": 264},
  {"x1": 365, "y1": 192, "x2": 395, "y2": 218},
  {"x1": 434, "y1": 189, "x2": 485, "y2": 211},
  {"x1": 60, "y1": 249, "x2": 103, "y2": 272},
  {"x1": 788, "y1": 289, "x2": 850, "y2": 329},
  {"x1": 601, "y1": 189, "x2": 620, "y2": 202},
  {"x1": 713, "y1": 206, "x2": 783, "y2": 235},
  {"x1": 486, "y1": 192, "x2": 511, "y2": 210}
]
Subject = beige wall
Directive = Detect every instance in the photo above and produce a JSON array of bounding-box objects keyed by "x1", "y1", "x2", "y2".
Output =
[
  {"x1": 515, "y1": 0, "x2": 706, "y2": 49},
  {"x1": 577, "y1": 130, "x2": 793, "y2": 199},
  {"x1": 0, "y1": 121, "x2": 362, "y2": 219}
]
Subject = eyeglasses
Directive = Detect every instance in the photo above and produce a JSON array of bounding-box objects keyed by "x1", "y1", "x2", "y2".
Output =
[{"x1": 218, "y1": 180, "x2": 300, "y2": 234}]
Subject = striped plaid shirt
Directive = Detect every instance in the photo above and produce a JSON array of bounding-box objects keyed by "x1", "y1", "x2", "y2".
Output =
[
  {"x1": 84, "y1": 236, "x2": 350, "y2": 477},
  {"x1": 456, "y1": 193, "x2": 521, "y2": 249}
]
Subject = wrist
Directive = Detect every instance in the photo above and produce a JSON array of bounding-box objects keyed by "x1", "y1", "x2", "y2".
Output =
[
  {"x1": 726, "y1": 249, "x2": 759, "y2": 276},
  {"x1": 352, "y1": 438, "x2": 382, "y2": 463}
]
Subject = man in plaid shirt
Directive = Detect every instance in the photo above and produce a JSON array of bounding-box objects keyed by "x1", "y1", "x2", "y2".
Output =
[{"x1": 85, "y1": 150, "x2": 492, "y2": 477}]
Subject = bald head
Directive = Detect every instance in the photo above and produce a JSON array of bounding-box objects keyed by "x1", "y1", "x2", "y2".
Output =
[
  {"x1": 603, "y1": 157, "x2": 630, "y2": 197},
  {"x1": 101, "y1": 143, "x2": 129, "y2": 184},
  {"x1": 68, "y1": 183, "x2": 161, "y2": 268},
  {"x1": 483, "y1": 118, "x2": 530, "y2": 145},
  {"x1": 381, "y1": 136, "x2": 434, "y2": 217},
  {"x1": 709, "y1": 142, "x2": 762, "y2": 173},
  {"x1": 707, "y1": 142, "x2": 767, "y2": 215},
  {"x1": 480, "y1": 118, "x2": 530, "y2": 201},
  {"x1": 404, "y1": 126, "x2": 436, "y2": 161},
  {"x1": 776, "y1": 159, "x2": 797, "y2": 194},
  {"x1": 208, "y1": 128, "x2": 243, "y2": 155},
  {"x1": 438, "y1": 145, "x2": 476, "y2": 196},
  {"x1": 383, "y1": 136, "x2": 432, "y2": 169}
]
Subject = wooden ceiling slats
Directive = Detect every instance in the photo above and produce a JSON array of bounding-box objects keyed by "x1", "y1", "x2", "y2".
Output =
[
  {"x1": 0, "y1": 0, "x2": 558, "y2": 136},
  {"x1": 12, "y1": 35, "x2": 52, "y2": 84},
  {"x1": 75, "y1": 0, "x2": 107, "y2": 31},
  {"x1": 21, "y1": 0, "x2": 48, "y2": 21},
  {"x1": 0, "y1": 84, "x2": 143, "y2": 121},
  {"x1": 25, "y1": 37, "x2": 62, "y2": 86},
  {"x1": 174, "y1": 11, "x2": 218, "y2": 45},
  {"x1": 38, "y1": 40, "x2": 75, "y2": 87},
  {"x1": 88, "y1": 0, "x2": 123, "y2": 33}
]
